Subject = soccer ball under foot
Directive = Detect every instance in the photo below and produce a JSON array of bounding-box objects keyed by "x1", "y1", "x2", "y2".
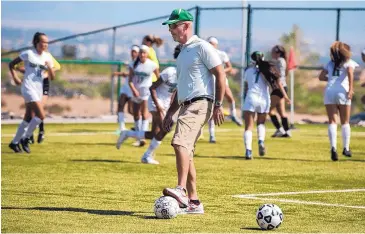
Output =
[{"x1": 154, "y1": 196, "x2": 180, "y2": 219}]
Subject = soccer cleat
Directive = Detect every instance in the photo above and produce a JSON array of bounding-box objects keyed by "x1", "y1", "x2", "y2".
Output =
[
  {"x1": 331, "y1": 147, "x2": 338, "y2": 161},
  {"x1": 132, "y1": 140, "x2": 145, "y2": 147},
  {"x1": 209, "y1": 135, "x2": 216, "y2": 144},
  {"x1": 163, "y1": 186, "x2": 189, "y2": 208},
  {"x1": 116, "y1": 131, "x2": 128, "y2": 149},
  {"x1": 230, "y1": 115, "x2": 243, "y2": 126},
  {"x1": 37, "y1": 131, "x2": 45, "y2": 144},
  {"x1": 342, "y1": 148, "x2": 352, "y2": 157},
  {"x1": 9, "y1": 142, "x2": 22, "y2": 153},
  {"x1": 258, "y1": 141, "x2": 265, "y2": 156},
  {"x1": 281, "y1": 130, "x2": 292, "y2": 138},
  {"x1": 141, "y1": 157, "x2": 159, "y2": 165},
  {"x1": 271, "y1": 129, "x2": 284, "y2": 138},
  {"x1": 29, "y1": 134, "x2": 35, "y2": 144},
  {"x1": 180, "y1": 202, "x2": 204, "y2": 214},
  {"x1": 20, "y1": 138, "x2": 31, "y2": 154},
  {"x1": 245, "y1": 149, "x2": 252, "y2": 160}
]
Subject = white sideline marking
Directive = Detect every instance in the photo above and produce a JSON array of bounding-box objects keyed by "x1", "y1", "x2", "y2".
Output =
[
  {"x1": 234, "y1": 188, "x2": 365, "y2": 197},
  {"x1": 233, "y1": 189, "x2": 365, "y2": 210}
]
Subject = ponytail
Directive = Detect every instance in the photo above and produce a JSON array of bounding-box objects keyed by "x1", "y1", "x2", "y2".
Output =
[{"x1": 143, "y1": 35, "x2": 164, "y2": 48}]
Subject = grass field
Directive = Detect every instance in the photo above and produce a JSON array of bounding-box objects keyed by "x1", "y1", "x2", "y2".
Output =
[{"x1": 1, "y1": 123, "x2": 365, "y2": 233}]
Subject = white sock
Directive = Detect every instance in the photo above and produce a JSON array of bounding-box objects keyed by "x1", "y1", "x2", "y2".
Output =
[
  {"x1": 328, "y1": 124, "x2": 337, "y2": 150},
  {"x1": 134, "y1": 120, "x2": 140, "y2": 131},
  {"x1": 24, "y1": 117, "x2": 42, "y2": 138},
  {"x1": 138, "y1": 119, "x2": 142, "y2": 131},
  {"x1": 126, "y1": 130, "x2": 145, "y2": 139},
  {"x1": 257, "y1": 124, "x2": 266, "y2": 142},
  {"x1": 142, "y1": 120, "x2": 149, "y2": 131},
  {"x1": 230, "y1": 102, "x2": 236, "y2": 117},
  {"x1": 244, "y1": 130, "x2": 253, "y2": 150},
  {"x1": 145, "y1": 138, "x2": 162, "y2": 156},
  {"x1": 118, "y1": 112, "x2": 125, "y2": 131},
  {"x1": 12, "y1": 121, "x2": 29, "y2": 144},
  {"x1": 341, "y1": 124, "x2": 351, "y2": 151},
  {"x1": 209, "y1": 119, "x2": 215, "y2": 138}
]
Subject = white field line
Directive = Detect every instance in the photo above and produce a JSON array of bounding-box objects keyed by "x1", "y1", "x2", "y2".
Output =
[
  {"x1": 233, "y1": 188, "x2": 365, "y2": 197},
  {"x1": 233, "y1": 189, "x2": 365, "y2": 210}
]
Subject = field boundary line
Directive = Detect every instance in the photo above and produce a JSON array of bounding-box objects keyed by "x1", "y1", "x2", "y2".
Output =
[{"x1": 233, "y1": 189, "x2": 365, "y2": 209}]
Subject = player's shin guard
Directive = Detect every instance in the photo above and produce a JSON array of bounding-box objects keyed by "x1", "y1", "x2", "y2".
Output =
[
  {"x1": 118, "y1": 112, "x2": 125, "y2": 131},
  {"x1": 12, "y1": 121, "x2": 29, "y2": 144},
  {"x1": 341, "y1": 124, "x2": 350, "y2": 151},
  {"x1": 244, "y1": 130, "x2": 253, "y2": 150},
  {"x1": 328, "y1": 124, "x2": 337, "y2": 150},
  {"x1": 24, "y1": 117, "x2": 42, "y2": 138},
  {"x1": 270, "y1": 115, "x2": 281, "y2": 130},
  {"x1": 257, "y1": 124, "x2": 266, "y2": 142}
]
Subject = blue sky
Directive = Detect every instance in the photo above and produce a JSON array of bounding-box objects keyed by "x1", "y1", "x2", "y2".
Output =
[{"x1": 2, "y1": 1, "x2": 365, "y2": 57}]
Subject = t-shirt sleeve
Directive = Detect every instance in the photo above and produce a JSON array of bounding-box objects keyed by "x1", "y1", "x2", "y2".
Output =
[
  {"x1": 344, "y1": 60, "x2": 359, "y2": 70},
  {"x1": 278, "y1": 58, "x2": 286, "y2": 77},
  {"x1": 222, "y1": 51, "x2": 230, "y2": 63},
  {"x1": 19, "y1": 50, "x2": 29, "y2": 61},
  {"x1": 47, "y1": 53, "x2": 54, "y2": 69},
  {"x1": 200, "y1": 43, "x2": 222, "y2": 70},
  {"x1": 160, "y1": 68, "x2": 169, "y2": 82}
]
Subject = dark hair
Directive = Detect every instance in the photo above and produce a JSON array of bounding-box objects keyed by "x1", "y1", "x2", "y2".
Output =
[
  {"x1": 133, "y1": 57, "x2": 140, "y2": 69},
  {"x1": 330, "y1": 41, "x2": 351, "y2": 75},
  {"x1": 173, "y1": 45, "x2": 181, "y2": 59},
  {"x1": 272, "y1": 45, "x2": 287, "y2": 60},
  {"x1": 251, "y1": 51, "x2": 264, "y2": 63},
  {"x1": 251, "y1": 51, "x2": 280, "y2": 89},
  {"x1": 143, "y1": 35, "x2": 164, "y2": 47},
  {"x1": 32, "y1": 32, "x2": 46, "y2": 48}
]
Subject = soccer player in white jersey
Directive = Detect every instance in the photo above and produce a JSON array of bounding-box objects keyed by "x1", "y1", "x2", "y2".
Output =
[
  {"x1": 206, "y1": 36, "x2": 242, "y2": 143},
  {"x1": 318, "y1": 41, "x2": 358, "y2": 161},
  {"x1": 113, "y1": 45, "x2": 139, "y2": 131},
  {"x1": 8, "y1": 32, "x2": 55, "y2": 153},
  {"x1": 116, "y1": 46, "x2": 181, "y2": 164},
  {"x1": 243, "y1": 51, "x2": 290, "y2": 159},
  {"x1": 117, "y1": 45, "x2": 159, "y2": 148}
]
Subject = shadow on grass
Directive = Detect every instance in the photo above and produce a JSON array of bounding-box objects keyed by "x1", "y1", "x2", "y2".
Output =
[
  {"x1": 70, "y1": 159, "x2": 140, "y2": 164},
  {"x1": 51, "y1": 142, "x2": 115, "y2": 146},
  {"x1": 2, "y1": 206, "x2": 135, "y2": 216},
  {"x1": 241, "y1": 227, "x2": 263, "y2": 231}
]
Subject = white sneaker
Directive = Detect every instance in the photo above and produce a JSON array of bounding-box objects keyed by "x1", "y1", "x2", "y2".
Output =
[
  {"x1": 163, "y1": 186, "x2": 189, "y2": 208},
  {"x1": 180, "y1": 202, "x2": 204, "y2": 214},
  {"x1": 141, "y1": 157, "x2": 159, "y2": 165},
  {"x1": 116, "y1": 131, "x2": 128, "y2": 149}
]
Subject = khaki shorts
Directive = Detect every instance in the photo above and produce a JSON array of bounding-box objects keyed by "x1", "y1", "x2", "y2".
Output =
[{"x1": 171, "y1": 99, "x2": 213, "y2": 157}]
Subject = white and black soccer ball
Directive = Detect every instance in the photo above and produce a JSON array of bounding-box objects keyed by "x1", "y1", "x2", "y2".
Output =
[
  {"x1": 256, "y1": 204, "x2": 283, "y2": 230},
  {"x1": 154, "y1": 196, "x2": 180, "y2": 219}
]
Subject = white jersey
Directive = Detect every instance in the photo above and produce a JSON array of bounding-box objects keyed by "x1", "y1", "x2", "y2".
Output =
[
  {"x1": 324, "y1": 59, "x2": 358, "y2": 92},
  {"x1": 148, "y1": 66, "x2": 177, "y2": 112},
  {"x1": 216, "y1": 49, "x2": 230, "y2": 64},
  {"x1": 243, "y1": 66, "x2": 271, "y2": 113},
  {"x1": 156, "y1": 66, "x2": 177, "y2": 101},
  {"x1": 19, "y1": 49, "x2": 54, "y2": 103},
  {"x1": 132, "y1": 58, "x2": 157, "y2": 90},
  {"x1": 119, "y1": 60, "x2": 134, "y2": 97},
  {"x1": 244, "y1": 66, "x2": 270, "y2": 98}
]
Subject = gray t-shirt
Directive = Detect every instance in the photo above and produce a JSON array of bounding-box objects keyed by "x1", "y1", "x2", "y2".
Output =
[
  {"x1": 176, "y1": 35, "x2": 222, "y2": 104},
  {"x1": 275, "y1": 57, "x2": 287, "y2": 87}
]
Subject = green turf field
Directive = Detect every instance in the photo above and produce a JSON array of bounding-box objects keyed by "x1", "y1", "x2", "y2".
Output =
[{"x1": 1, "y1": 123, "x2": 365, "y2": 233}]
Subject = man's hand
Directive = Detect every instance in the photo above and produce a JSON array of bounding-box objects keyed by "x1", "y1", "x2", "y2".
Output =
[
  {"x1": 213, "y1": 106, "x2": 224, "y2": 126},
  {"x1": 162, "y1": 113, "x2": 174, "y2": 132}
]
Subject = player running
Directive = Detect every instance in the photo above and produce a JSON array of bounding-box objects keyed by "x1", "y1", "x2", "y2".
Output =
[
  {"x1": 116, "y1": 46, "x2": 181, "y2": 164},
  {"x1": 8, "y1": 32, "x2": 55, "y2": 153},
  {"x1": 318, "y1": 41, "x2": 358, "y2": 161},
  {"x1": 243, "y1": 51, "x2": 290, "y2": 159}
]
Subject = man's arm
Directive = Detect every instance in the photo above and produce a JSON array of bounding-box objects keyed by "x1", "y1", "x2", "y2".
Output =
[{"x1": 210, "y1": 64, "x2": 226, "y2": 105}]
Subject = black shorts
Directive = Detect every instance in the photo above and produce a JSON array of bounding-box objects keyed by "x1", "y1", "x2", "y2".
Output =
[
  {"x1": 271, "y1": 86, "x2": 288, "y2": 99},
  {"x1": 43, "y1": 78, "x2": 50, "y2": 96}
]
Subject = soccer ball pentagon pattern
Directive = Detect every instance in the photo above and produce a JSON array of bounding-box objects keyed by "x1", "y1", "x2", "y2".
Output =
[
  {"x1": 256, "y1": 204, "x2": 283, "y2": 230},
  {"x1": 154, "y1": 196, "x2": 180, "y2": 219}
]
